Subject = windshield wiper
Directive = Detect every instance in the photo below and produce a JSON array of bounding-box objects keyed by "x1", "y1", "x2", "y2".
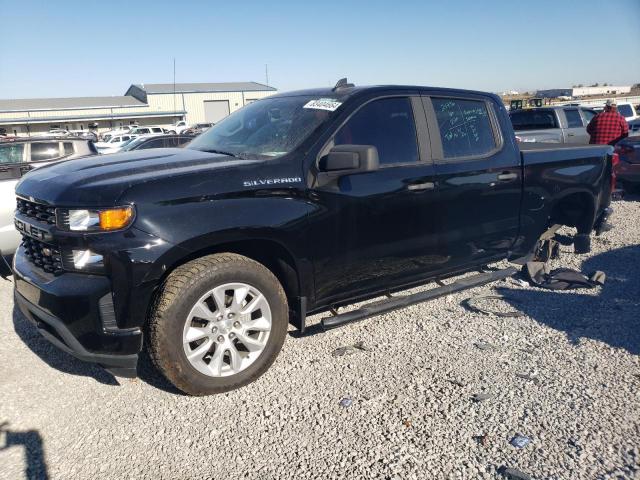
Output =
[{"x1": 198, "y1": 148, "x2": 240, "y2": 158}]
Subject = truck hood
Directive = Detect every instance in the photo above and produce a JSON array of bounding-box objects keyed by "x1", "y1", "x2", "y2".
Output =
[{"x1": 16, "y1": 148, "x2": 263, "y2": 207}]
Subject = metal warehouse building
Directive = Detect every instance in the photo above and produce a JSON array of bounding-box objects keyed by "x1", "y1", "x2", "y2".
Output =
[
  {"x1": 0, "y1": 82, "x2": 276, "y2": 136},
  {"x1": 536, "y1": 85, "x2": 631, "y2": 99}
]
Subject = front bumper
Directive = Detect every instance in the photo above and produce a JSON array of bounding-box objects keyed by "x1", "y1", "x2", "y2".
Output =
[{"x1": 13, "y1": 251, "x2": 142, "y2": 376}]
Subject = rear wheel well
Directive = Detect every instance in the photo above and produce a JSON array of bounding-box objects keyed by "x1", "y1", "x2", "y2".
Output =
[{"x1": 548, "y1": 192, "x2": 595, "y2": 234}]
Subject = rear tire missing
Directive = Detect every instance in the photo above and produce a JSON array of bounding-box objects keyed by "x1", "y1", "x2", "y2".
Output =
[{"x1": 147, "y1": 253, "x2": 288, "y2": 395}]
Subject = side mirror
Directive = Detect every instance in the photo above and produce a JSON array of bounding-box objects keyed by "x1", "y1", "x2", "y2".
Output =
[{"x1": 319, "y1": 144, "x2": 379, "y2": 173}]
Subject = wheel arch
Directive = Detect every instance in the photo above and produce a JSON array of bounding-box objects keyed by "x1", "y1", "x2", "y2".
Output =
[
  {"x1": 145, "y1": 237, "x2": 309, "y2": 328},
  {"x1": 548, "y1": 190, "x2": 597, "y2": 234}
]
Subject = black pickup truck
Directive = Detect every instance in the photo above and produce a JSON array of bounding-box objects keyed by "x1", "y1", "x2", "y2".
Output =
[{"x1": 12, "y1": 82, "x2": 614, "y2": 395}]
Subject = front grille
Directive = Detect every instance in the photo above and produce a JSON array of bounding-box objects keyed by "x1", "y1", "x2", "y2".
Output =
[
  {"x1": 16, "y1": 198, "x2": 56, "y2": 225},
  {"x1": 21, "y1": 236, "x2": 64, "y2": 275}
]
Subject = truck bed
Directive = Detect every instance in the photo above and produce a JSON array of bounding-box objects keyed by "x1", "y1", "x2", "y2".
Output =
[{"x1": 520, "y1": 142, "x2": 612, "y2": 164}]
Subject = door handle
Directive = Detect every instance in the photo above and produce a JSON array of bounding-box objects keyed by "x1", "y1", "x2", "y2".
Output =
[
  {"x1": 406, "y1": 181, "x2": 435, "y2": 191},
  {"x1": 567, "y1": 133, "x2": 576, "y2": 137},
  {"x1": 497, "y1": 172, "x2": 518, "y2": 181}
]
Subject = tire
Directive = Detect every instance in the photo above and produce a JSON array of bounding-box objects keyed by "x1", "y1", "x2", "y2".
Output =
[
  {"x1": 168, "y1": 130, "x2": 176, "y2": 134},
  {"x1": 148, "y1": 253, "x2": 288, "y2": 395}
]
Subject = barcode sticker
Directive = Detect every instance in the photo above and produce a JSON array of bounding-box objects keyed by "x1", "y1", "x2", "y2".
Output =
[{"x1": 303, "y1": 98, "x2": 342, "y2": 111}]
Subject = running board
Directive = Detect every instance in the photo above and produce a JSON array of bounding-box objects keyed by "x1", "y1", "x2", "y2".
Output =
[{"x1": 321, "y1": 266, "x2": 518, "y2": 330}]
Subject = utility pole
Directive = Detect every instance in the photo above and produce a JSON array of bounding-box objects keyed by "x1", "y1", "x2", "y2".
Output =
[
  {"x1": 173, "y1": 58, "x2": 176, "y2": 121},
  {"x1": 265, "y1": 64, "x2": 269, "y2": 87}
]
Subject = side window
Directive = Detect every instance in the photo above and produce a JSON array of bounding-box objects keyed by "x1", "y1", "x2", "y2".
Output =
[
  {"x1": 431, "y1": 98, "x2": 496, "y2": 158},
  {"x1": 581, "y1": 109, "x2": 596, "y2": 124},
  {"x1": 141, "y1": 138, "x2": 165, "y2": 149},
  {"x1": 334, "y1": 97, "x2": 419, "y2": 166},
  {"x1": 177, "y1": 137, "x2": 191, "y2": 146},
  {"x1": 63, "y1": 142, "x2": 74, "y2": 155},
  {"x1": 163, "y1": 137, "x2": 179, "y2": 148},
  {"x1": 30, "y1": 142, "x2": 61, "y2": 161},
  {"x1": 0, "y1": 144, "x2": 25, "y2": 164},
  {"x1": 151, "y1": 127, "x2": 163, "y2": 133},
  {"x1": 564, "y1": 109, "x2": 583, "y2": 128}
]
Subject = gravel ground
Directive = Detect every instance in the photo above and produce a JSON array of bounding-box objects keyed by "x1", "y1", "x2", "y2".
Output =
[{"x1": 1, "y1": 196, "x2": 639, "y2": 480}]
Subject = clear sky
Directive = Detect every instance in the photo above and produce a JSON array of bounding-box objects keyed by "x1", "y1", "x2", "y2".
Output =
[{"x1": 1, "y1": 0, "x2": 638, "y2": 99}]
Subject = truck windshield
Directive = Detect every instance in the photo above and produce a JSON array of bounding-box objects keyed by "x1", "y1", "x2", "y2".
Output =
[{"x1": 188, "y1": 95, "x2": 339, "y2": 159}]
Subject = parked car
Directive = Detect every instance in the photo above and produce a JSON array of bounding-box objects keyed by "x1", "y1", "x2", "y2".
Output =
[
  {"x1": 182, "y1": 123, "x2": 213, "y2": 135},
  {"x1": 69, "y1": 130, "x2": 98, "y2": 142},
  {"x1": 584, "y1": 102, "x2": 638, "y2": 122},
  {"x1": 94, "y1": 134, "x2": 138, "y2": 153},
  {"x1": 129, "y1": 126, "x2": 169, "y2": 135},
  {"x1": 0, "y1": 137, "x2": 97, "y2": 256},
  {"x1": 166, "y1": 120, "x2": 190, "y2": 134},
  {"x1": 615, "y1": 137, "x2": 640, "y2": 191},
  {"x1": 509, "y1": 106, "x2": 597, "y2": 143},
  {"x1": 628, "y1": 118, "x2": 640, "y2": 137},
  {"x1": 613, "y1": 102, "x2": 638, "y2": 122},
  {"x1": 12, "y1": 83, "x2": 614, "y2": 395},
  {"x1": 48, "y1": 128, "x2": 71, "y2": 136},
  {"x1": 117, "y1": 134, "x2": 194, "y2": 151},
  {"x1": 101, "y1": 126, "x2": 135, "y2": 142}
]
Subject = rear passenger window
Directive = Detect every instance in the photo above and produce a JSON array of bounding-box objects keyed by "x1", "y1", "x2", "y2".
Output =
[
  {"x1": 432, "y1": 98, "x2": 496, "y2": 158},
  {"x1": 0, "y1": 144, "x2": 25, "y2": 164},
  {"x1": 63, "y1": 142, "x2": 74, "y2": 155},
  {"x1": 564, "y1": 109, "x2": 583, "y2": 128},
  {"x1": 164, "y1": 137, "x2": 179, "y2": 148},
  {"x1": 334, "y1": 97, "x2": 419, "y2": 166},
  {"x1": 510, "y1": 110, "x2": 558, "y2": 130},
  {"x1": 142, "y1": 138, "x2": 165, "y2": 149},
  {"x1": 30, "y1": 142, "x2": 61, "y2": 161}
]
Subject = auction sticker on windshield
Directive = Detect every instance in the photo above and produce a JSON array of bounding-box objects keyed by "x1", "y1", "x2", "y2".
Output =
[{"x1": 303, "y1": 98, "x2": 342, "y2": 111}]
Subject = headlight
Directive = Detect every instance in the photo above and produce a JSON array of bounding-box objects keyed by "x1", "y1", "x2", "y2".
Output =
[{"x1": 62, "y1": 206, "x2": 134, "y2": 232}]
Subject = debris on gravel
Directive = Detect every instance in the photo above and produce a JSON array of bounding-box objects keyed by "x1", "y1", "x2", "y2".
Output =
[
  {"x1": 510, "y1": 433, "x2": 532, "y2": 449},
  {"x1": 331, "y1": 341, "x2": 369, "y2": 357},
  {"x1": 472, "y1": 393, "x2": 493, "y2": 403},
  {"x1": 474, "y1": 339, "x2": 496, "y2": 351},
  {"x1": 498, "y1": 466, "x2": 533, "y2": 480},
  {"x1": 1, "y1": 196, "x2": 639, "y2": 479}
]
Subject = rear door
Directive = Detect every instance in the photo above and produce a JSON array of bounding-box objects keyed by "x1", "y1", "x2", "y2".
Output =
[
  {"x1": 562, "y1": 108, "x2": 589, "y2": 144},
  {"x1": 310, "y1": 94, "x2": 441, "y2": 303},
  {"x1": 424, "y1": 95, "x2": 522, "y2": 271}
]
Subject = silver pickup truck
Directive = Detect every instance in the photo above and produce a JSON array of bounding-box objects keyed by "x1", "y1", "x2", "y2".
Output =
[
  {"x1": 0, "y1": 137, "x2": 96, "y2": 256},
  {"x1": 509, "y1": 106, "x2": 598, "y2": 144}
]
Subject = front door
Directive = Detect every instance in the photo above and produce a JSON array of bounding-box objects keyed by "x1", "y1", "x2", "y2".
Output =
[
  {"x1": 424, "y1": 95, "x2": 522, "y2": 272},
  {"x1": 309, "y1": 95, "x2": 441, "y2": 304}
]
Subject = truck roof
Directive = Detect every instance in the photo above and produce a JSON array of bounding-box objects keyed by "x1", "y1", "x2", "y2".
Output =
[
  {"x1": 271, "y1": 85, "x2": 500, "y2": 101},
  {"x1": 510, "y1": 105, "x2": 598, "y2": 113}
]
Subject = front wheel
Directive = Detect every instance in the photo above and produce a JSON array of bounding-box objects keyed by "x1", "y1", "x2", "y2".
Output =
[{"x1": 148, "y1": 253, "x2": 288, "y2": 395}]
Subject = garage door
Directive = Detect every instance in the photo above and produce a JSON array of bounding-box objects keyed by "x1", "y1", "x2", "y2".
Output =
[{"x1": 203, "y1": 100, "x2": 230, "y2": 124}]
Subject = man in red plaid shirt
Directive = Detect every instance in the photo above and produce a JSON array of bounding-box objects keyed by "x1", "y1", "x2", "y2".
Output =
[{"x1": 587, "y1": 99, "x2": 629, "y2": 145}]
